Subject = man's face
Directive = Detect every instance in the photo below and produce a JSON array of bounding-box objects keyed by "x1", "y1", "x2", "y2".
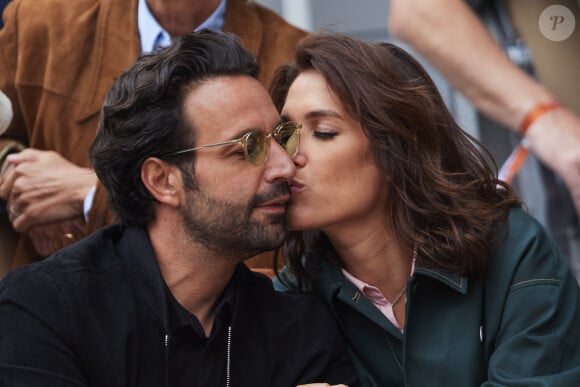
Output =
[{"x1": 180, "y1": 75, "x2": 296, "y2": 257}]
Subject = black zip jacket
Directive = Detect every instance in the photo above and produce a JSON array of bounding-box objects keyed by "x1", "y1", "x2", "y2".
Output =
[{"x1": 0, "y1": 225, "x2": 357, "y2": 387}]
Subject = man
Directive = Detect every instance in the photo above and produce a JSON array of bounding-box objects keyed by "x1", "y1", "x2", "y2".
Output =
[
  {"x1": 0, "y1": 31, "x2": 355, "y2": 386},
  {"x1": 0, "y1": 0, "x2": 306, "y2": 273}
]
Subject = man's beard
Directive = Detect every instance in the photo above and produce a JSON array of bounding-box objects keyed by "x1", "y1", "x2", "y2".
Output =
[{"x1": 182, "y1": 182, "x2": 290, "y2": 258}]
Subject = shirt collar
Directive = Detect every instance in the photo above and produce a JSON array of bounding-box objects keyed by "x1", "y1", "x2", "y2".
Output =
[
  {"x1": 341, "y1": 258, "x2": 416, "y2": 300},
  {"x1": 138, "y1": 0, "x2": 227, "y2": 54},
  {"x1": 167, "y1": 263, "x2": 239, "y2": 337}
]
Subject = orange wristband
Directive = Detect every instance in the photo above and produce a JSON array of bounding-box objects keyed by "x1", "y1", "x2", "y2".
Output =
[{"x1": 520, "y1": 101, "x2": 560, "y2": 135}]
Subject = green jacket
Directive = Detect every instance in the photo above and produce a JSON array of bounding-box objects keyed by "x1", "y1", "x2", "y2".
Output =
[{"x1": 275, "y1": 208, "x2": 580, "y2": 386}]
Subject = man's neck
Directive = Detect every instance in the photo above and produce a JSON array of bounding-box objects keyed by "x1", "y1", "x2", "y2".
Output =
[
  {"x1": 146, "y1": 0, "x2": 222, "y2": 37},
  {"x1": 148, "y1": 219, "x2": 238, "y2": 336}
]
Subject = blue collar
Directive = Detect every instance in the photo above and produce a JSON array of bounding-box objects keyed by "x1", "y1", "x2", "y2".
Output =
[{"x1": 138, "y1": 0, "x2": 227, "y2": 53}]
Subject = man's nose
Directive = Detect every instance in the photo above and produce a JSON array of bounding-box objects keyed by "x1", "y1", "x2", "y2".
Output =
[{"x1": 263, "y1": 139, "x2": 296, "y2": 183}]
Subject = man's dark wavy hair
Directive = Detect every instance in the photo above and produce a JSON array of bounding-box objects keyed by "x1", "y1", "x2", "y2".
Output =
[
  {"x1": 90, "y1": 30, "x2": 259, "y2": 226},
  {"x1": 270, "y1": 33, "x2": 521, "y2": 285}
]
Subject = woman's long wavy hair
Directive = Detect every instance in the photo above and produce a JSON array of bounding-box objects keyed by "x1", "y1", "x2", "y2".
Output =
[{"x1": 271, "y1": 33, "x2": 521, "y2": 287}]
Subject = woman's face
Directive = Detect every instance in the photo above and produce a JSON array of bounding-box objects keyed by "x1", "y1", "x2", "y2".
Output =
[{"x1": 281, "y1": 70, "x2": 387, "y2": 233}]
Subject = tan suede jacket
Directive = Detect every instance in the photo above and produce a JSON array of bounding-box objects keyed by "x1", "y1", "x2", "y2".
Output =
[{"x1": 0, "y1": 0, "x2": 306, "y2": 268}]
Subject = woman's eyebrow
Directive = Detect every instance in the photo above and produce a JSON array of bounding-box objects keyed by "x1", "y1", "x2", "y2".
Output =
[
  {"x1": 305, "y1": 109, "x2": 343, "y2": 120},
  {"x1": 282, "y1": 109, "x2": 343, "y2": 122}
]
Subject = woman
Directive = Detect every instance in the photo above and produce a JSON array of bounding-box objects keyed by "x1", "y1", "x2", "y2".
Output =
[{"x1": 272, "y1": 33, "x2": 580, "y2": 386}]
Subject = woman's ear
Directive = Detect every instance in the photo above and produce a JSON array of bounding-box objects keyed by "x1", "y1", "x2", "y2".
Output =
[{"x1": 141, "y1": 157, "x2": 183, "y2": 208}]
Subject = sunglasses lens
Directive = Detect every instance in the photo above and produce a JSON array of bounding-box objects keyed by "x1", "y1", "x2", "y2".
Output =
[
  {"x1": 275, "y1": 122, "x2": 301, "y2": 157},
  {"x1": 245, "y1": 130, "x2": 268, "y2": 166}
]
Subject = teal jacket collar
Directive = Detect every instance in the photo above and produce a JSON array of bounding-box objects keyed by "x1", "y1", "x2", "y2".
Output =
[{"x1": 314, "y1": 260, "x2": 469, "y2": 338}]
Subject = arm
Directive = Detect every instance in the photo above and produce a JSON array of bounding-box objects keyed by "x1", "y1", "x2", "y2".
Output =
[
  {"x1": 388, "y1": 0, "x2": 554, "y2": 130},
  {"x1": 388, "y1": 0, "x2": 580, "y2": 213},
  {"x1": 483, "y1": 213, "x2": 580, "y2": 384},
  {"x1": 485, "y1": 268, "x2": 580, "y2": 384},
  {"x1": 0, "y1": 269, "x2": 88, "y2": 386}
]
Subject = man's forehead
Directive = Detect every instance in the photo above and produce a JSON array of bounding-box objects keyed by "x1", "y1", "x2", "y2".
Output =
[
  {"x1": 183, "y1": 76, "x2": 278, "y2": 139},
  {"x1": 186, "y1": 75, "x2": 268, "y2": 106}
]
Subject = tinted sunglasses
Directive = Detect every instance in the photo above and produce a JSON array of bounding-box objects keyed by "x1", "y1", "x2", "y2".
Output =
[{"x1": 168, "y1": 121, "x2": 302, "y2": 166}]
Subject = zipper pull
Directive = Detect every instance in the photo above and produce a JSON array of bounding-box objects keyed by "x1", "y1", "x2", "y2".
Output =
[{"x1": 164, "y1": 333, "x2": 171, "y2": 386}]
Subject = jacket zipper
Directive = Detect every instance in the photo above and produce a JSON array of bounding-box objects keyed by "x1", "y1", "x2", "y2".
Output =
[
  {"x1": 163, "y1": 319, "x2": 231, "y2": 386},
  {"x1": 164, "y1": 333, "x2": 170, "y2": 386},
  {"x1": 226, "y1": 325, "x2": 232, "y2": 387}
]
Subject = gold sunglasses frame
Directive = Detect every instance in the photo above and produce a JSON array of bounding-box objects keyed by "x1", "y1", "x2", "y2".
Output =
[{"x1": 168, "y1": 121, "x2": 302, "y2": 166}]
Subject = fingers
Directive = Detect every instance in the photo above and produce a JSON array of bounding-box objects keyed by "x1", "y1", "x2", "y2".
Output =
[
  {"x1": 1, "y1": 150, "x2": 96, "y2": 231},
  {"x1": 5, "y1": 148, "x2": 41, "y2": 164},
  {"x1": 9, "y1": 190, "x2": 86, "y2": 232},
  {"x1": 0, "y1": 163, "x2": 15, "y2": 200},
  {"x1": 8, "y1": 203, "x2": 19, "y2": 218}
]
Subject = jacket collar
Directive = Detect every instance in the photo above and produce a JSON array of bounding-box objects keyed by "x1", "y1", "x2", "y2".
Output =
[
  {"x1": 325, "y1": 269, "x2": 398, "y2": 334},
  {"x1": 116, "y1": 225, "x2": 169, "y2": 329},
  {"x1": 315, "y1": 260, "x2": 468, "y2": 334},
  {"x1": 317, "y1": 260, "x2": 469, "y2": 296},
  {"x1": 414, "y1": 267, "x2": 469, "y2": 294}
]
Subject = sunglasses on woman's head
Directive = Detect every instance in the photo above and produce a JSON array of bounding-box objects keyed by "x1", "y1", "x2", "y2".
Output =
[{"x1": 168, "y1": 121, "x2": 301, "y2": 166}]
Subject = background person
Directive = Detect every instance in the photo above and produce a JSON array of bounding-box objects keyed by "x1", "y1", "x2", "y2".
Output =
[
  {"x1": 271, "y1": 32, "x2": 580, "y2": 386},
  {"x1": 0, "y1": 30, "x2": 356, "y2": 387}
]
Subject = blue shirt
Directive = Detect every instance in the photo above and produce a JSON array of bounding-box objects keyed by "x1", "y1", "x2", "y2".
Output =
[
  {"x1": 138, "y1": 0, "x2": 227, "y2": 53},
  {"x1": 0, "y1": 0, "x2": 12, "y2": 29}
]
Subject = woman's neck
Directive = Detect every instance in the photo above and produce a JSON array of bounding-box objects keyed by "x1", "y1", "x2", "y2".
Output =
[{"x1": 326, "y1": 222, "x2": 413, "y2": 295}]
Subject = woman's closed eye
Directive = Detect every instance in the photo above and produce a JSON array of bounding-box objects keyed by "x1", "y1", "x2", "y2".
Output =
[{"x1": 313, "y1": 130, "x2": 338, "y2": 140}]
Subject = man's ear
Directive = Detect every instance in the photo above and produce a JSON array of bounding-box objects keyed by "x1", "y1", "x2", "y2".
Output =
[{"x1": 141, "y1": 157, "x2": 183, "y2": 207}]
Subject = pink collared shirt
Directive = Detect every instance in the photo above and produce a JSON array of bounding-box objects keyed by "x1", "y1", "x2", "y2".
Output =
[{"x1": 342, "y1": 259, "x2": 415, "y2": 333}]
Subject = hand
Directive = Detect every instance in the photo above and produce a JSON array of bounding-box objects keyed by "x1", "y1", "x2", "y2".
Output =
[
  {"x1": 526, "y1": 107, "x2": 580, "y2": 215},
  {"x1": 0, "y1": 149, "x2": 97, "y2": 232},
  {"x1": 28, "y1": 217, "x2": 85, "y2": 256}
]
